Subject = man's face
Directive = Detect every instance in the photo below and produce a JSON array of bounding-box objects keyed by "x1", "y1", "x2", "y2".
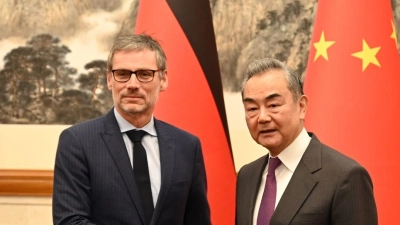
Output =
[
  {"x1": 107, "y1": 49, "x2": 168, "y2": 119},
  {"x1": 242, "y1": 70, "x2": 307, "y2": 155}
]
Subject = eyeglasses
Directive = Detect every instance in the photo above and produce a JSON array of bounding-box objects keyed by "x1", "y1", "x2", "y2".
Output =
[{"x1": 111, "y1": 69, "x2": 159, "y2": 83}]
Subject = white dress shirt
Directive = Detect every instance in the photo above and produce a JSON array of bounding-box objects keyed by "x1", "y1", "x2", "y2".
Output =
[
  {"x1": 253, "y1": 128, "x2": 311, "y2": 225},
  {"x1": 114, "y1": 108, "x2": 161, "y2": 207}
]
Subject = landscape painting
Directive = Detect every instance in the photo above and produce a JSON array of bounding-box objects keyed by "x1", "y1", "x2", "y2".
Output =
[
  {"x1": 0, "y1": 0, "x2": 138, "y2": 124},
  {"x1": 1, "y1": 0, "x2": 399, "y2": 127}
]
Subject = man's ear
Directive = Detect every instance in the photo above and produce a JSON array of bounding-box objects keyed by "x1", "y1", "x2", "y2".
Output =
[
  {"x1": 160, "y1": 70, "x2": 168, "y2": 92},
  {"x1": 299, "y1": 95, "x2": 308, "y2": 119},
  {"x1": 107, "y1": 71, "x2": 113, "y2": 90}
]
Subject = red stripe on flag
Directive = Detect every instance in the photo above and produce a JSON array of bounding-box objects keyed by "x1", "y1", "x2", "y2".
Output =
[{"x1": 135, "y1": 0, "x2": 236, "y2": 224}]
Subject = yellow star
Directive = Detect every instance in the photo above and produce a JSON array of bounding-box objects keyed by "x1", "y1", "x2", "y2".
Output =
[
  {"x1": 313, "y1": 31, "x2": 335, "y2": 61},
  {"x1": 391, "y1": 20, "x2": 398, "y2": 48},
  {"x1": 351, "y1": 39, "x2": 381, "y2": 72}
]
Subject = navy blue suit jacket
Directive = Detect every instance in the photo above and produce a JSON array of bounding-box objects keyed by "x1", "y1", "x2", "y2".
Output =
[{"x1": 52, "y1": 109, "x2": 211, "y2": 225}]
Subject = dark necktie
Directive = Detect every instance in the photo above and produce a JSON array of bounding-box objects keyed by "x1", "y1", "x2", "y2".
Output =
[
  {"x1": 126, "y1": 130, "x2": 154, "y2": 225},
  {"x1": 257, "y1": 157, "x2": 282, "y2": 225}
]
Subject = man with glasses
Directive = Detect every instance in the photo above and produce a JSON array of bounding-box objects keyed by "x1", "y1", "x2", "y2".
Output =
[{"x1": 52, "y1": 34, "x2": 211, "y2": 225}]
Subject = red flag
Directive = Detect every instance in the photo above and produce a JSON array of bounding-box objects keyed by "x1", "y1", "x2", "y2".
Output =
[
  {"x1": 304, "y1": 0, "x2": 400, "y2": 224},
  {"x1": 134, "y1": 0, "x2": 236, "y2": 224}
]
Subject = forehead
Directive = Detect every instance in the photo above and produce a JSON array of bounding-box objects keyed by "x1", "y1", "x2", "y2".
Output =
[
  {"x1": 243, "y1": 70, "x2": 289, "y2": 97},
  {"x1": 112, "y1": 49, "x2": 157, "y2": 67}
]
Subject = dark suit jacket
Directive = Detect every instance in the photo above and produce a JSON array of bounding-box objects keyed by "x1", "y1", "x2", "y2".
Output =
[
  {"x1": 236, "y1": 133, "x2": 377, "y2": 225},
  {"x1": 52, "y1": 109, "x2": 210, "y2": 225}
]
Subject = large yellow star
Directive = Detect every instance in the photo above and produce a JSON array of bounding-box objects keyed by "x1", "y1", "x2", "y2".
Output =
[
  {"x1": 351, "y1": 39, "x2": 381, "y2": 72},
  {"x1": 391, "y1": 20, "x2": 398, "y2": 48},
  {"x1": 313, "y1": 31, "x2": 335, "y2": 61}
]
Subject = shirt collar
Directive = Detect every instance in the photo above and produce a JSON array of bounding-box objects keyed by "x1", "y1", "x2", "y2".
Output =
[
  {"x1": 113, "y1": 107, "x2": 157, "y2": 136},
  {"x1": 272, "y1": 127, "x2": 311, "y2": 172}
]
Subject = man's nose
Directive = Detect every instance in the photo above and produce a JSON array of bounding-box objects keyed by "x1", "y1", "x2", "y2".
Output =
[{"x1": 258, "y1": 107, "x2": 271, "y2": 123}]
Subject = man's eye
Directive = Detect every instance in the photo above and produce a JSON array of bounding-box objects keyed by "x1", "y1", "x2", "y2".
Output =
[
  {"x1": 138, "y1": 70, "x2": 152, "y2": 77},
  {"x1": 115, "y1": 70, "x2": 130, "y2": 76},
  {"x1": 269, "y1": 104, "x2": 280, "y2": 108}
]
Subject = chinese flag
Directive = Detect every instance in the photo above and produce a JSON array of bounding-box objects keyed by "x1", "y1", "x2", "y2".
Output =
[
  {"x1": 134, "y1": 0, "x2": 236, "y2": 224},
  {"x1": 304, "y1": 0, "x2": 400, "y2": 224}
]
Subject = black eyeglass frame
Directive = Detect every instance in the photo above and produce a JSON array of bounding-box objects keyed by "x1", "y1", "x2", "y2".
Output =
[{"x1": 111, "y1": 69, "x2": 160, "y2": 83}]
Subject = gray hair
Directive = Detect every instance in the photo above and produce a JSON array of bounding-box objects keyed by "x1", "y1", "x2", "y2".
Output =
[
  {"x1": 107, "y1": 33, "x2": 167, "y2": 77},
  {"x1": 241, "y1": 58, "x2": 303, "y2": 101}
]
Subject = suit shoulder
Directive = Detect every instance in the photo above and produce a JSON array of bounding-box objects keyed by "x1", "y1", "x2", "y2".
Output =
[
  {"x1": 155, "y1": 119, "x2": 199, "y2": 140},
  {"x1": 238, "y1": 155, "x2": 267, "y2": 176},
  {"x1": 319, "y1": 142, "x2": 366, "y2": 172},
  {"x1": 62, "y1": 115, "x2": 105, "y2": 135}
]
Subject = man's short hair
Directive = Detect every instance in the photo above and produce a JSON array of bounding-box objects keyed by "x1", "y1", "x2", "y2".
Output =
[
  {"x1": 107, "y1": 33, "x2": 167, "y2": 77},
  {"x1": 241, "y1": 58, "x2": 304, "y2": 101}
]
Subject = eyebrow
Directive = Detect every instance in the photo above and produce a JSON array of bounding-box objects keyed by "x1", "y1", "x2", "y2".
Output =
[{"x1": 243, "y1": 93, "x2": 282, "y2": 103}]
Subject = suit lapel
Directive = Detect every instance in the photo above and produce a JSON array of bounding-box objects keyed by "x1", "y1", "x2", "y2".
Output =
[
  {"x1": 150, "y1": 119, "x2": 175, "y2": 225},
  {"x1": 271, "y1": 134, "x2": 322, "y2": 224},
  {"x1": 244, "y1": 155, "x2": 268, "y2": 224},
  {"x1": 100, "y1": 109, "x2": 147, "y2": 224}
]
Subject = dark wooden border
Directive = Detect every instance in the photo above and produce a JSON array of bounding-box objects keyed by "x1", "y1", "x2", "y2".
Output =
[{"x1": 0, "y1": 170, "x2": 53, "y2": 196}]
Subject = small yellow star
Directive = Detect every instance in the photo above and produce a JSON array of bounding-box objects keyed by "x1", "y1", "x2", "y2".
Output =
[
  {"x1": 351, "y1": 39, "x2": 381, "y2": 72},
  {"x1": 391, "y1": 20, "x2": 398, "y2": 48},
  {"x1": 313, "y1": 31, "x2": 335, "y2": 61}
]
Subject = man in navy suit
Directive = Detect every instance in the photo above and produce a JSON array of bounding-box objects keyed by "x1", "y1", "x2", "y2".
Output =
[
  {"x1": 236, "y1": 58, "x2": 377, "y2": 225},
  {"x1": 52, "y1": 34, "x2": 211, "y2": 225}
]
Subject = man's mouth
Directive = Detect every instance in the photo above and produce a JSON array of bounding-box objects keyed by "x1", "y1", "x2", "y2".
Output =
[
  {"x1": 123, "y1": 94, "x2": 143, "y2": 99},
  {"x1": 260, "y1": 129, "x2": 276, "y2": 134}
]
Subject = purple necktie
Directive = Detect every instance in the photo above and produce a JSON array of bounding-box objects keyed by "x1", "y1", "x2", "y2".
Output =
[{"x1": 257, "y1": 157, "x2": 282, "y2": 225}]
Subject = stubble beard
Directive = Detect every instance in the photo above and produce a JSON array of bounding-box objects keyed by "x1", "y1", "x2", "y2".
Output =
[
  {"x1": 113, "y1": 87, "x2": 160, "y2": 118},
  {"x1": 118, "y1": 101, "x2": 148, "y2": 116},
  {"x1": 112, "y1": 90, "x2": 148, "y2": 117}
]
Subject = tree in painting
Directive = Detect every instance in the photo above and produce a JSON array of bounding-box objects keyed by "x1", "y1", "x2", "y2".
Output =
[{"x1": 0, "y1": 34, "x2": 113, "y2": 124}]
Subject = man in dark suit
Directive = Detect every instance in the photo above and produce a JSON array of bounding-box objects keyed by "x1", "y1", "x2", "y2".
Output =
[
  {"x1": 52, "y1": 34, "x2": 211, "y2": 225},
  {"x1": 236, "y1": 58, "x2": 377, "y2": 225}
]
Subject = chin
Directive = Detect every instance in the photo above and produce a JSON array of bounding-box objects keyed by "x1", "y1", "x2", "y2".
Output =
[
  {"x1": 258, "y1": 141, "x2": 278, "y2": 150},
  {"x1": 127, "y1": 108, "x2": 146, "y2": 114},
  {"x1": 119, "y1": 104, "x2": 145, "y2": 114},
  {"x1": 257, "y1": 141, "x2": 270, "y2": 148}
]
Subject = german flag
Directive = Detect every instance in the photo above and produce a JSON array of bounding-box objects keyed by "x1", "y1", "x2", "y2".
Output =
[{"x1": 135, "y1": 0, "x2": 236, "y2": 224}]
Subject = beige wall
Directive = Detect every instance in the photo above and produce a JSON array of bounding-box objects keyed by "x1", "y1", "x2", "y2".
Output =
[
  {"x1": 0, "y1": 92, "x2": 266, "y2": 225},
  {"x1": 0, "y1": 197, "x2": 52, "y2": 225},
  {"x1": 0, "y1": 125, "x2": 69, "y2": 170},
  {"x1": 0, "y1": 125, "x2": 65, "y2": 225}
]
